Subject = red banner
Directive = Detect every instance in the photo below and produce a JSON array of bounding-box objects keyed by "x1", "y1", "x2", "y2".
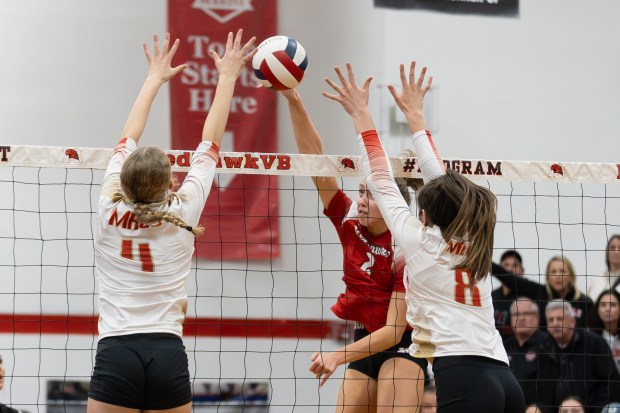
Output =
[{"x1": 168, "y1": 0, "x2": 280, "y2": 260}]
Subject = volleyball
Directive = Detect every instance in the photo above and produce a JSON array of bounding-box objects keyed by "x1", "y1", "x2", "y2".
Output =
[{"x1": 252, "y1": 35, "x2": 308, "y2": 91}]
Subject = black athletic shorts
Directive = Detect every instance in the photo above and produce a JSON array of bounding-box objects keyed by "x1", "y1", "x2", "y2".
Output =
[
  {"x1": 347, "y1": 326, "x2": 428, "y2": 381},
  {"x1": 88, "y1": 333, "x2": 191, "y2": 410},
  {"x1": 433, "y1": 355, "x2": 525, "y2": 413}
]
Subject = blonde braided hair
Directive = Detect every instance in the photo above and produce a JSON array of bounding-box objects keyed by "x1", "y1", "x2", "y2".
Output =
[{"x1": 112, "y1": 146, "x2": 205, "y2": 237}]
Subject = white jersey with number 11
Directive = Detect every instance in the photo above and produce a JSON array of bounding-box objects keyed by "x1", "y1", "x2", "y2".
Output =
[{"x1": 95, "y1": 137, "x2": 219, "y2": 340}]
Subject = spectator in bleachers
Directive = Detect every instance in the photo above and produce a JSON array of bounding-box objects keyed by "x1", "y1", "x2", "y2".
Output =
[
  {"x1": 587, "y1": 235, "x2": 620, "y2": 300},
  {"x1": 536, "y1": 300, "x2": 620, "y2": 413},
  {"x1": 492, "y1": 250, "x2": 525, "y2": 338},
  {"x1": 545, "y1": 257, "x2": 593, "y2": 326},
  {"x1": 558, "y1": 396, "x2": 585, "y2": 413},
  {"x1": 525, "y1": 404, "x2": 542, "y2": 413},
  {"x1": 588, "y1": 289, "x2": 620, "y2": 374},
  {"x1": 0, "y1": 355, "x2": 23, "y2": 413},
  {"x1": 492, "y1": 256, "x2": 593, "y2": 329},
  {"x1": 503, "y1": 297, "x2": 547, "y2": 405}
]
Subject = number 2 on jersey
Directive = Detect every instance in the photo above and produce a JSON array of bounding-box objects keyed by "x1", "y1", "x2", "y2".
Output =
[
  {"x1": 360, "y1": 252, "x2": 374, "y2": 275},
  {"x1": 121, "y1": 239, "x2": 154, "y2": 272},
  {"x1": 454, "y1": 269, "x2": 481, "y2": 307}
]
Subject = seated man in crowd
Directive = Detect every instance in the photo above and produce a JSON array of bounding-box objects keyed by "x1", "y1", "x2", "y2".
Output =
[
  {"x1": 537, "y1": 299, "x2": 620, "y2": 413},
  {"x1": 503, "y1": 297, "x2": 547, "y2": 405}
]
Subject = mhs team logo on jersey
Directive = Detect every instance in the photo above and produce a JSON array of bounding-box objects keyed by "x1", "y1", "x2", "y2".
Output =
[
  {"x1": 550, "y1": 163, "x2": 564, "y2": 176},
  {"x1": 339, "y1": 157, "x2": 356, "y2": 172},
  {"x1": 191, "y1": 0, "x2": 253, "y2": 23}
]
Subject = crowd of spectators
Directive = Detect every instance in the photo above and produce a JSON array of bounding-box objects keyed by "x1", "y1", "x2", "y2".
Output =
[{"x1": 495, "y1": 236, "x2": 620, "y2": 413}]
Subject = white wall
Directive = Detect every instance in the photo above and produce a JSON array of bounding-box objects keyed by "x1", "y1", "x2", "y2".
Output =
[
  {"x1": 1, "y1": 0, "x2": 619, "y2": 411},
  {"x1": 378, "y1": 0, "x2": 620, "y2": 162}
]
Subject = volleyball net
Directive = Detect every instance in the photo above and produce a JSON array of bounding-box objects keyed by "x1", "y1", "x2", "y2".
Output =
[{"x1": 0, "y1": 144, "x2": 619, "y2": 412}]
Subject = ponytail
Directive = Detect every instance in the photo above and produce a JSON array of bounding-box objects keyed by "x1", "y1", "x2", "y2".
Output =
[
  {"x1": 394, "y1": 177, "x2": 423, "y2": 205},
  {"x1": 417, "y1": 169, "x2": 496, "y2": 280}
]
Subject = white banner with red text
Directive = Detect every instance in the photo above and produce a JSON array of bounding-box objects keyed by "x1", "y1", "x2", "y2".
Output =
[{"x1": 2, "y1": 145, "x2": 619, "y2": 183}]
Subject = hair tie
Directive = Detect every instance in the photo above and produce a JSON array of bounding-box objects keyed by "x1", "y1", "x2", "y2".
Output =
[{"x1": 186, "y1": 226, "x2": 193, "y2": 233}]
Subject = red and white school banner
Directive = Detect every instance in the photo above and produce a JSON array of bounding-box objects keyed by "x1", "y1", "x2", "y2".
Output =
[{"x1": 168, "y1": 0, "x2": 279, "y2": 260}]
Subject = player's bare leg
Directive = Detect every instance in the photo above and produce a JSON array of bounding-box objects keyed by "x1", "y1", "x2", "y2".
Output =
[
  {"x1": 377, "y1": 358, "x2": 424, "y2": 413},
  {"x1": 87, "y1": 398, "x2": 139, "y2": 413},
  {"x1": 336, "y1": 368, "x2": 378, "y2": 413}
]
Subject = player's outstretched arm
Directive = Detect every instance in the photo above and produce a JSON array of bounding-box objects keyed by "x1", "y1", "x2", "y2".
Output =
[
  {"x1": 308, "y1": 291, "x2": 408, "y2": 387},
  {"x1": 324, "y1": 63, "x2": 425, "y2": 252},
  {"x1": 281, "y1": 89, "x2": 339, "y2": 208},
  {"x1": 388, "y1": 62, "x2": 444, "y2": 183},
  {"x1": 202, "y1": 29, "x2": 256, "y2": 147},
  {"x1": 121, "y1": 33, "x2": 187, "y2": 144}
]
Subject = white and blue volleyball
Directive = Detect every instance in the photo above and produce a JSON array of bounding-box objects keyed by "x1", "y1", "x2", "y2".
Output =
[{"x1": 252, "y1": 36, "x2": 308, "y2": 91}]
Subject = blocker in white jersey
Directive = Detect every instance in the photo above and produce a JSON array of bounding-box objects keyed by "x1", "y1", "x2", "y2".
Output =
[
  {"x1": 323, "y1": 61, "x2": 524, "y2": 413},
  {"x1": 95, "y1": 137, "x2": 219, "y2": 339},
  {"x1": 87, "y1": 30, "x2": 257, "y2": 413}
]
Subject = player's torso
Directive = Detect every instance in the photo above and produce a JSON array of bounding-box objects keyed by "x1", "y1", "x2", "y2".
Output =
[
  {"x1": 94, "y1": 200, "x2": 195, "y2": 337},
  {"x1": 96, "y1": 201, "x2": 194, "y2": 274},
  {"x1": 340, "y1": 219, "x2": 398, "y2": 294},
  {"x1": 331, "y1": 200, "x2": 403, "y2": 330},
  {"x1": 405, "y1": 227, "x2": 506, "y2": 362}
]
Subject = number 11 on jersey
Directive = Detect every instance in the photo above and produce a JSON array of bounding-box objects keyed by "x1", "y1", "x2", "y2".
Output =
[{"x1": 121, "y1": 239, "x2": 154, "y2": 272}]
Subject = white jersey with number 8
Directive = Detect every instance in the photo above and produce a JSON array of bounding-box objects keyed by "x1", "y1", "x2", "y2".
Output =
[{"x1": 357, "y1": 129, "x2": 507, "y2": 363}]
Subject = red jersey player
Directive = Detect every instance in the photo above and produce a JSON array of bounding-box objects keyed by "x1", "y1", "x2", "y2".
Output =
[{"x1": 281, "y1": 89, "x2": 427, "y2": 413}]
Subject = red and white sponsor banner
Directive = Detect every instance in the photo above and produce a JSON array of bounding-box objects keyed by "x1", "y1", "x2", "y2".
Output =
[
  {"x1": 2, "y1": 145, "x2": 620, "y2": 183},
  {"x1": 168, "y1": 0, "x2": 278, "y2": 260}
]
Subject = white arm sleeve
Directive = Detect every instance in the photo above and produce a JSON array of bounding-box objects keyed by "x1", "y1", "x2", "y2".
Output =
[
  {"x1": 176, "y1": 140, "x2": 220, "y2": 226},
  {"x1": 411, "y1": 129, "x2": 445, "y2": 183},
  {"x1": 357, "y1": 130, "x2": 424, "y2": 258}
]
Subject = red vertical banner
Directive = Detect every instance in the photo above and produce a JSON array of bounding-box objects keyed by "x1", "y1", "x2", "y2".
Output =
[{"x1": 168, "y1": 0, "x2": 280, "y2": 260}]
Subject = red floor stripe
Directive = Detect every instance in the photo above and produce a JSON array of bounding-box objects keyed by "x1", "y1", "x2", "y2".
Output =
[{"x1": 0, "y1": 314, "x2": 349, "y2": 339}]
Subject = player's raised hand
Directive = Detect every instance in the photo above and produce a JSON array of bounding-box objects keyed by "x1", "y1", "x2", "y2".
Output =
[
  {"x1": 209, "y1": 29, "x2": 257, "y2": 80},
  {"x1": 144, "y1": 33, "x2": 187, "y2": 83},
  {"x1": 323, "y1": 63, "x2": 376, "y2": 134},
  {"x1": 323, "y1": 63, "x2": 373, "y2": 118},
  {"x1": 387, "y1": 62, "x2": 432, "y2": 132}
]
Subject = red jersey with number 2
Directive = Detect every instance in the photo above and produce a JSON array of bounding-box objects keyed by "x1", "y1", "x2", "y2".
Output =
[{"x1": 324, "y1": 190, "x2": 407, "y2": 332}]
